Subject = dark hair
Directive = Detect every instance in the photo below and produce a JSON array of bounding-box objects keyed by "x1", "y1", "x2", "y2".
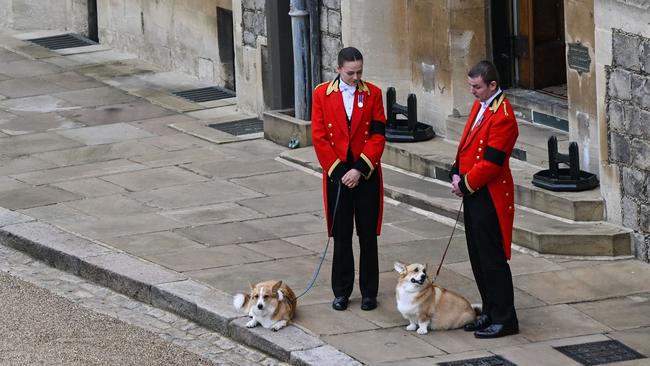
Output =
[
  {"x1": 468, "y1": 60, "x2": 499, "y2": 88},
  {"x1": 337, "y1": 47, "x2": 363, "y2": 67}
]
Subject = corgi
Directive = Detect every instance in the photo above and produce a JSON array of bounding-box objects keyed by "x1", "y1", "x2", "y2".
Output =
[
  {"x1": 233, "y1": 280, "x2": 297, "y2": 331},
  {"x1": 394, "y1": 262, "x2": 478, "y2": 334}
]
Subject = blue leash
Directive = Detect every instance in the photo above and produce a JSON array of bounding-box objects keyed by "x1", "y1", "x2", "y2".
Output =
[{"x1": 296, "y1": 182, "x2": 342, "y2": 299}]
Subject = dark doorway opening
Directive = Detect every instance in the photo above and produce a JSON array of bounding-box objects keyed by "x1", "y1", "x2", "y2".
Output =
[
  {"x1": 264, "y1": 0, "x2": 294, "y2": 110},
  {"x1": 87, "y1": 0, "x2": 98, "y2": 42},
  {"x1": 491, "y1": 0, "x2": 567, "y2": 94},
  {"x1": 217, "y1": 7, "x2": 236, "y2": 91}
]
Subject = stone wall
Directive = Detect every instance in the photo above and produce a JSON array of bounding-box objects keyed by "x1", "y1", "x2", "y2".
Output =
[
  {"x1": 0, "y1": 0, "x2": 88, "y2": 34},
  {"x1": 319, "y1": 0, "x2": 342, "y2": 82},
  {"x1": 97, "y1": 0, "x2": 234, "y2": 89},
  {"x1": 241, "y1": 0, "x2": 265, "y2": 47},
  {"x1": 606, "y1": 29, "x2": 650, "y2": 261}
]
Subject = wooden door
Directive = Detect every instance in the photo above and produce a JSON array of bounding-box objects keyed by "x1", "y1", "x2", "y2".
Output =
[{"x1": 517, "y1": 0, "x2": 566, "y2": 89}]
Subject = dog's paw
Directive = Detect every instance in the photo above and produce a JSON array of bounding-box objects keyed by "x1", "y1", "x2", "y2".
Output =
[
  {"x1": 245, "y1": 319, "x2": 258, "y2": 328},
  {"x1": 417, "y1": 327, "x2": 428, "y2": 335},
  {"x1": 406, "y1": 323, "x2": 417, "y2": 331},
  {"x1": 271, "y1": 320, "x2": 287, "y2": 331}
]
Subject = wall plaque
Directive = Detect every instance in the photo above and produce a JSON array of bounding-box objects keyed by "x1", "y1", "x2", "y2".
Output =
[{"x1": 568, "y1": 42, "x2": 591, "y2": 75}]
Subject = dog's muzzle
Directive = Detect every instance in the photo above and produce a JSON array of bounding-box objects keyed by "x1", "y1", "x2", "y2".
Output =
[
  {"x1": 411, "y1": 276, "x2": 426, "y2": 285},
  {"x1": 257, "y1": 303, "x2": 264, "y2": 310}
]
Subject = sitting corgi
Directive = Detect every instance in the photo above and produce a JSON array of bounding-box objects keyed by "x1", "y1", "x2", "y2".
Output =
[
  {"x1": 394, "y1": 262, "x2": 478, "y2": 334},
  {"x1": 233, "y1": 280, "x2": 297, "y2": 331}
]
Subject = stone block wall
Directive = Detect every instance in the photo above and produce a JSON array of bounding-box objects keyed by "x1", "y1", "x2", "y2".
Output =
[
  {"x1": 0, "y1": 0, "x2": 88, "y2": 34},
  {"x1": 319, "y1": 0, "x2": 342, "y2": 82},
  {"x1": 242, "y1": 0, "x2": 265, "y2": 47},
  {"x1": 607, "y1": 29, "x2": 650, "y2": 261}
]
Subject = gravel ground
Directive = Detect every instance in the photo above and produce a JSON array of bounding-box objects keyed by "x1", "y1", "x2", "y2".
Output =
[{"x1": 0, "y1": 244, "x2": 283, "y2": 366}]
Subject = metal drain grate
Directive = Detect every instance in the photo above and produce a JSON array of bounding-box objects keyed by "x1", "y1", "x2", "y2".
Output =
[
  {"x1": 554, "y1": 340, "x2": 646, "y2": 365},
  {"x1": 438, "y1": 356, "x2": 517, "y2": 366},
  {"x1": 173, "y1": 87, "x2": 235, "y2": 103},
  {"x1": 209, "y1": 118, "x2": 263, "y2": 136},
  {"x1": 438, "y1": 355, "x2": 517, "y2": 366},
  {"x1": 28, "y1": 33, "x2": 97, "y2": 50}
]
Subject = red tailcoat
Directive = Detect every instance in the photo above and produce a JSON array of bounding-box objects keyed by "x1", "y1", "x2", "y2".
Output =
[
  {"x1": 312, "y1": 78, "x2": 386, "y2": 235},
  {"x1": 452, "y1": 92, "x2": 519, "y2": 259}
]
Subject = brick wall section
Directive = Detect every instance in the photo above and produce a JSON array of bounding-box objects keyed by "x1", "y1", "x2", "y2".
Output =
[
  {"x1": 320, "y1": 0, "x2": 342, "y2": 82},
  {"x1": 607, "y1": 29, "x2": 650, "y2": 262},
  {"x1": 242, "y1": 0, "x2": 266, "y2": 47}
]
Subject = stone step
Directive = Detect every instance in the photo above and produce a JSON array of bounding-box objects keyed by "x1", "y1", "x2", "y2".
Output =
[
  {"x1": 382, "y1": 138, "x2": 605, "y2": 221},
  {"x1": 507, "y1": 88, "x2": 569, "y2": 131},
  {"x1": 279, "y1": 147, "x2": 631, "y2": 257},
  {"x1": 445, "y1": 115, "x2": 571, "y2": 168}
]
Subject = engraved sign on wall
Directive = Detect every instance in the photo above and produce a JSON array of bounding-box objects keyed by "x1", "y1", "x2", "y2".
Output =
[{"x1": 568, "y1": 42, "x2": 591, "y2": 75}]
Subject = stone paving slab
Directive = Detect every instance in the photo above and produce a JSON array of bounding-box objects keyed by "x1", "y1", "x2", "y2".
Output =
[
  {"x1": 56, "y1": 122, "x2": 154, "y2": 145},
  {"x1": 53, "y1": 86, "x2": 139, "y2": 107},
  {"x1": 323, "y1": 327, "x2": 445, "y2": 364},
  {"x1": 63, "y1": 194, "x2": 157, "y2": 217},
  {"x1": 60, "y1": 100, "x2": 175, "y2": 126},
  {"x1": 100, "y1": 166, "x2": 208, "y2": 191},
  {"x1": 143, "y1": 244, "x2": 271, "y2": 272},
  {"x1": 59, "y1": 212, "x2": 186, "y2": 239},
  {"x1": 239, "y1": 190, "x2": 323, "y2": 217},
  {"x1": 0, "y1": 112, "x2": 83, "y2": 135},
  {"x1": 12, "y1": 159, "x2": 148, "y2": 185},
  {"x1": 0, "y1": 76, "x2": 70, "y2": 98},
  {"x1": 573, "y1": 293, "x2": 650, "y2": 330},
  {"x1": 130, "y1": 180, "x2": 264, "y2": 209},
  {"x1": 0, "y1": 94, "x2": 79, "y2": 114},
  {"x1": 51, "y1": 178, "x2": 129, "y2": 198},
  {"x1": 514, "y1": 260, "x2": 650, "y2": 304},
  {"x1": 0, "y1": 185, "x2": 81, "y2": 209},
  {"x1": 30, "y1": 140, "x2": 165, "y2": 167},
  {"x1": 0, "y1": 58, "x2": 61, "y2": 78},
  {"x1": 159, "y1": 202, "x2": 265, "y2": 226},
  {"x1": 0, "y1": 155, "x2": 57, "y2": 176},
  {"x1": 0, "y1": 131, "x2": 84, "y2": 157}
]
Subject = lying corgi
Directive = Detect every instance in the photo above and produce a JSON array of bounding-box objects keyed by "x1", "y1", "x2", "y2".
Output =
[
  {"x1": 233, "y1": 280, "x2": 297, "y2": 331},
  {"x1": 394, "y1": 262, "x2": 478, "y2": 334}
]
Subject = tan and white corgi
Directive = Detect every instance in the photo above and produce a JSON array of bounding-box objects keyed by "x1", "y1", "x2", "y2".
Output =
[
  {"x1": 394, "y1": 262, "x2": 478, "y2": 334},
  {"x1": 233, "y1": 280, "x2": 297, "y2": 331}
]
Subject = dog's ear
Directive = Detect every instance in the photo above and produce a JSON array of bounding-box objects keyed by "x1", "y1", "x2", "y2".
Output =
[
  {"x1": 248, "y1": 281, "x2": 255, "y2": 292},
  {"x1": 424, "y1": 263, "x2": 429, "y2": 273},
  {"x1": 394, "y1": 262, "x2": 407, "y2": 274},
  {"x1": 272, "y1": 280, "x2": 284, "y2": 300}
]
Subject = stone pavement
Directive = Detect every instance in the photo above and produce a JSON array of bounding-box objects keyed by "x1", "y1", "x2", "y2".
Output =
[{"x1": 1, "y1": 28, "x2": 650, "y2": 365}]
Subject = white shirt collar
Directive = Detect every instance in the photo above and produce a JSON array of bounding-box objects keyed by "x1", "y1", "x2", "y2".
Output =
[
  {"x1": 480, "y1": 88, "x2": 502, "y2": 109},
  {"x1": 339, "y1": 79, "x2": 356, "y2": 93}
]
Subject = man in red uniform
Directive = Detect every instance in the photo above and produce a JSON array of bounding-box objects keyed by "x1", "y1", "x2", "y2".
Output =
[
  {"x1": 450, "y1": 60, "x2": 519, "y2": 338},
  {"x1": 311, "y1": 47, "x2": 386, "y2": 311}
]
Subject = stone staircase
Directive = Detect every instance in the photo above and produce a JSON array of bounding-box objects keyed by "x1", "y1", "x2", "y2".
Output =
[{"x1": 275, "y1": 90, "x2": 632, "y2": 257}]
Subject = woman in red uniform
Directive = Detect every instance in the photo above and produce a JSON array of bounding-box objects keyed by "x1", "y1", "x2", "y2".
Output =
[{"x1": 311, "y1": 47, "x2": 386, "y2": 311}]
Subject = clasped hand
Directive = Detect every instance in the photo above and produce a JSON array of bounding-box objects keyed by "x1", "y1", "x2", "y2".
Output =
[
  {"x1": 341, "y1": 169, "x2": 362, "y2": 188},
  {"x1": 451, "y1": 174, "x2": 464, "y2": 197}
]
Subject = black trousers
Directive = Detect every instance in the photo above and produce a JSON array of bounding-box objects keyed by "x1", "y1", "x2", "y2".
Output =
[
  {"x1": 463, "y1": 187, "x2": 518, "y2": 326},
  {"x1": 326, "y1": 169, "x2": 380, "y2": 298}
]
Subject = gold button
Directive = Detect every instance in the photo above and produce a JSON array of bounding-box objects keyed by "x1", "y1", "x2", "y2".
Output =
[
  {"x1": 480, "y1": 140, "x2": 484, "y2": 144},
  {"x1": 330, "y1": 142, "x2": 334, "y2": 146},
  {"x1": 366, "y1": 122, "x2": 369, "y2": 125},
  {"x1": 365, "y1": 131, "x2": 368, "y2": 135},
  {"x1": 364, "y1": 140, "x2": 367, "y2": 143},
  {"x1": 502, "y1": 180, "x2": 506, "y2": 184},
  {"x1": 329, "y1": 133, "x2": 333, "y2": 137},
  {"x1": 328, "y1": 123, "x2": 332, "y2": 128},
  {"x1": 508, "y1": 206, "x2": 513, "y2": 210},
  {"x1": 476, "y1": 156, "x2": 480, "y2": 160},
  {"x1": 505, "y1": 193, "x2": 509, "y2": 196},
  {"x1": 478, "y1": 148, "x2": 482, "y2": 152}
]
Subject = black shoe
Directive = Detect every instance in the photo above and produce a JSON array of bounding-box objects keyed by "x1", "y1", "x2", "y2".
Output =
[
  {"x1": 474, "y1": 323, "x2": 519, "y2": 338},
  {"x1": 464, "y1": 314, "x2": 491, "y2": 332},
  {"x1": 360, "y1": 297, "x2": 377, "y2": 311},
  {"x1": 332, "y1": 296, "x2": 349, "y2": 311}
]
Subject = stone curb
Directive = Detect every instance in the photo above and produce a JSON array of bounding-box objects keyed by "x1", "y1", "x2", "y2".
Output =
[{"x1": 0, "y1": 207, "x2": 360, "y2": 365}]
